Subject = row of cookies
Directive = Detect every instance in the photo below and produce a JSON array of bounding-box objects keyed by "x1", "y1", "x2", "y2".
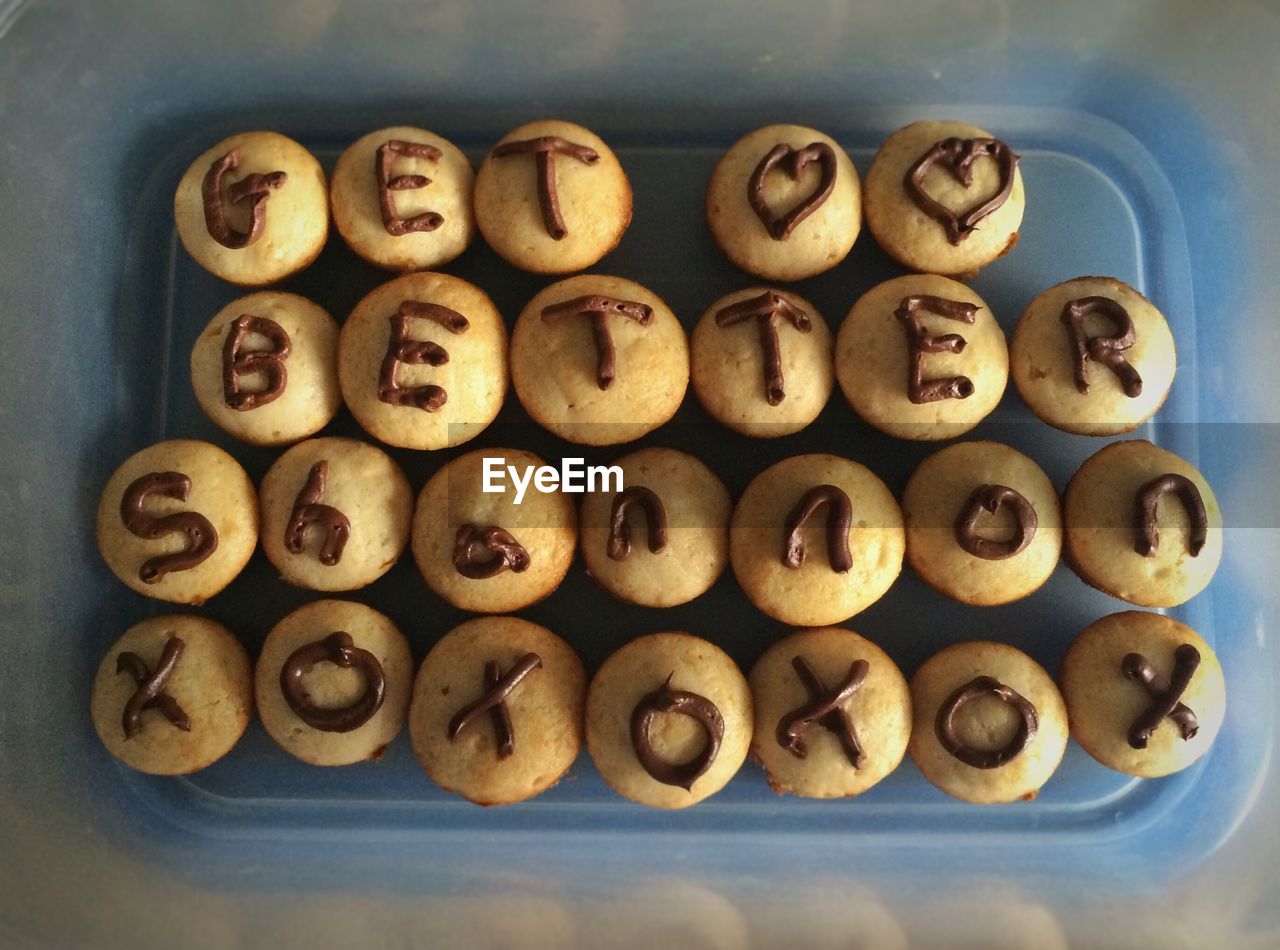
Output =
[
  {"x1": 176, "y1": 119, "x2": 1022, "y2": 285},
  {"x1": 96, "y1": 439, "x2": 1222, "y2": 614},
  {"x1": 195, "y1": 270, "x2": 1174, "y2": 452},
  {"x1": 92, "y1": 608, "x2": 1225, "y2": 809}
]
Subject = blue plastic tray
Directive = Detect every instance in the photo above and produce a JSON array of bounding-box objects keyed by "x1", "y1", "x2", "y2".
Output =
[{"x1": 3, "y1": 2, "x2": 1277, "y2": 946}]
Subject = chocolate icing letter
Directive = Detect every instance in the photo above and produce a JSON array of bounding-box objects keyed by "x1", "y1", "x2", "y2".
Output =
[
  {"x1": 280, "y1": 632, "x2": 386, "y2": 733},
  {"x1": 376, "y1": 139, "x2": 444, "y2": 235},
  {"x1": 895, "y1": 295, "x2": 979, "y2": 404},
  {"x1": 1122, "y1": 645, "x2": 1201, "y2": 749},
  {"x1": 223, "y1": 314, "x2": 291, "y2": 411},
  {"x1": 117, "y1": 636, "x2": 190, "y2": 740},
  {"x1": 492, "y1": 136, "x2": 599, "y2": 239},
  {"x1": 630, "y1": 675, "x2": 724, "y2": 791},
  {"x1": 1061, "y1": 296, "x2": 1142, "y2": 397},
  {"x1": 379, "y1": 300, "x2": 470, "y2": 412},
  {"x1": 448, "y1": 653, "x2": 543, "y2": 759},
  {"x1": 120, "y1": 472, "x2": 219, "y2": 583},
  {"x1": 1135, "y1": 474, "x2": 1208, "y2": 557},
  {"x1": 541, "y1": 295, "x2": 653, "y2": 390},
  {"x1": 714, "y1": 291, "x2": 812, "y2": 405},
  {"x1": 284, "y1": 461, "x2": 351, "y2": 566},
  {"x1": 202, "y1": 149, "x2": 287, "y2": 249},
  {"x1": 783, "y1": 485, "x2": 853, "y2": 573},
  {"x1": 777, "y1": 656, "x2": 869, "y2": 768},
  {"x1": 748, "y1": 142, "x2": 837, "y2": 240},
  {"x1": 904, "y1": 136, "x2": 1018, "y2": 245},
  {"x1": 607, "y1": 486, "x2": 668, "y2": 561},
  {"x1": 453, "y1": 524, "x2": 531, "y2": 579},
  {"x1": 935, "y1": 676, "x2": 1038, "y2": 769},
  {"x1": 954, "y1": 484, "x2": 1037, "y2": 560}
]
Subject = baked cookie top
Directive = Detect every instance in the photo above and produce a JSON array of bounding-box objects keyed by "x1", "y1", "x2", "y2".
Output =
[
  {"x1": 175, "y1": 131, "x2": 328, "y2": 285},
  {"x1": 1010, "y1": 276, "x2": 1177, "y2": 436},
  {"x1": 1064, "y1": 440, "x2": 1223, "y2": 608},
  {"x1": 908, "y1": 641, "x2": 1068, "y2": 804},
  {"x1": 338, "y1": 271, "x2": 508, "y2": 451},
  {"x1": 691, "y1": 287, "x2": 834, "y2": 437},
  {"x1": 705, "y1": 124, "x2": 862, "y2": 281},
  {"x1": 1059, "y1": 611, "x2": 1226, "y2": 778},
  {"x1": 578, "y1": 447, "x2": 731, "y2": 608},
  {"x1": 510, "y1": 274, "x2": 689, "y2": 445},
  {"x1": 331, "y1": 126, "x2": 476, "y2": 272},
  {"x1": 863, "y1": 120, "x2": 1025, "y2": 278},
  {"x1": 474, "y1": 119, "x2": 632, "y2": 273},
  {"x1": 835, "y1": 274, "x2": 1008, "y2": 441},
  {"x1": 730, "y1": 453, "x2": 905, "y2": 627},
  {"x1": 749, "y1": 627, "x2": 911, "y2": 799}
]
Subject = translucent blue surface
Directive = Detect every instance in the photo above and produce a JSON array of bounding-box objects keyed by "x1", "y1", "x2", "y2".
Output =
[{"x1": 2, "y1": 1, "x2": 1278, "y2": 946}]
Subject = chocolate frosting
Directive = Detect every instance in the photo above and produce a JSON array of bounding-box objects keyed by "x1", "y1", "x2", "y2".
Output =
[
  {"x1": 904, "y1": 136, "x2": 1019, "y2": 246},
  {"x1": 376, "y1": 139, "x2": 444, "y2": 235},
  {"x1": 777, "y1": 656, "x2": 869, "y2": 768},
  {"x1": 541, "y1": 294, "x2": 654, "y2": 390},
  {"x1": 492, "y1": 136, "x2": 599, "y2": 239},
  {"x1": 453, "y1": 524, "x2": 532, "y2": 579},
  {"x1": 222, "y1": 314, "x2": 291, "y2": 411},
  {"x1": 279, "y1": 632, "x2": 386, "y2": 733},
  {"x1": 202, "y1": 149, "x2": 287, "y2": 249},
  {"x1": 782, "y1": 484, "x2": 853, "y2": 573},
  {"x1": 1060, "y1": 296, "x2": 1142, "y2": 397},
  {"x1": 935, "y1": 676, "x2": 1038, "y2": 769},
  {"x1": 1135, "y1": 473, "x2": 1208, "y2": 557},
  {"x1": 379, "y1": 300, "x2": 470, "y2": 412},
  {"x1": 116, "y1": 635, "x2": 190, "y2": 740},
  {"x1": 954, "y1": 484, "x2": 1037, "y2": 560},
  {"x1": 284, "y1": 460, "x2": 351, "y2": 566},
  {"x1": 607, "y1": 486, "x2": 668, "y2": 561},
  {"x1": 447, "y1": 652, "x2": 543, "y2": 759},
  {"x1": 714, "y1": 291, "x2": 812, "y2": 405},
  {"x1": 630, "y1": 674, "x2": 725, "y2": 791},
  {"x1": 748, "y1": 142, "x2": 837, "y2": 241},
  {"x1": 119, "y1": 472, "x2": 219, "y2": 583},
  {"x1": 895, "y1": 295, "x2": 979, "y2": 404},
  {"x1": 1122, "y1": 644, "x2": 1201, "y2": 749}
]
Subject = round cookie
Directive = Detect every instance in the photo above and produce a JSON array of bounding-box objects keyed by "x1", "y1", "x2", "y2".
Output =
[
  {"x1": 863, "y1": 120, "x2": 1025, "y2": 278},
  {"x1": 579, "y1": 448, "x2": 730, "y2": 608},
  {"x1": 691, "y1": 287, "x2": 834, "y2": 437},
  {"x1": 90, "y1": 614, "x2": 252, "y2": 775},
  {"x1": 96, "y1": 440, "x2": 258, "y2": 605},
  {"x1": 330, "y1": 126, "x2": 476, "y2": 272},
  {"x1": 190, "y1": 291, "x2": 341, "y2": 446},
  {"x1": 174, "y1": 131, "x2": 328, "y2": 286},
  {"x1": 1059, "y1": 611, "x2": 1226, "y2": 778},
  {"x1": 258, "y1": 437, "x2": 412, "y2": 591},
  {"x1": 473, "y1": 119, "x2": 632, "y2": 273},
  {"x1": 510, "y1": 275, "x2": 689, "y2": 445},
  {"x1": 705, "y1": 124, "x2": 861, "y2": 281},
  {"x1": 411, "y1": 448, "x2": 577, "y2": 613},
  {"x1": 1063, "y1": 440, "x2": 1223, "y2": 608},
  {"x1": 338, "y1": 271, "x2": 508, "y2": 450},
  {"x1": 748, "y1": 627, "x2": 911, "y2": 799},
  {"x1": 908, "y1": 641, "x2": 1068, "y2": 804},
  {"x1": 1010, "y1": 276, "x2": 1177, "y2": 436},
  {"x1": 585, "y1": 632, "x2": 753, "y2": 809},
  {"x1": 729, "y1": 454, "x2": 905, "y2": 626},
  {"x1": 408, "y1": 616, "x2": 586, "y2": 805},
  {"x1": 835, "y1": 274, "x2": 1007, "y2": 441},
  {"x1": 255, "y1": 600, "x2": 413, "y2": 766},
  {"x1": 902, "y1": 441, "x2": 1062, "y2": 606}
]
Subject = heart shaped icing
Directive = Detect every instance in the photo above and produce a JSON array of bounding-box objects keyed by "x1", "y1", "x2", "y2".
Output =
[
  {"x1": 748, "y1": 142, "x2": 837, "y2": 241},
  {"x1": 904, "y1": 136, "x2": 1019, "y2": 246}
]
